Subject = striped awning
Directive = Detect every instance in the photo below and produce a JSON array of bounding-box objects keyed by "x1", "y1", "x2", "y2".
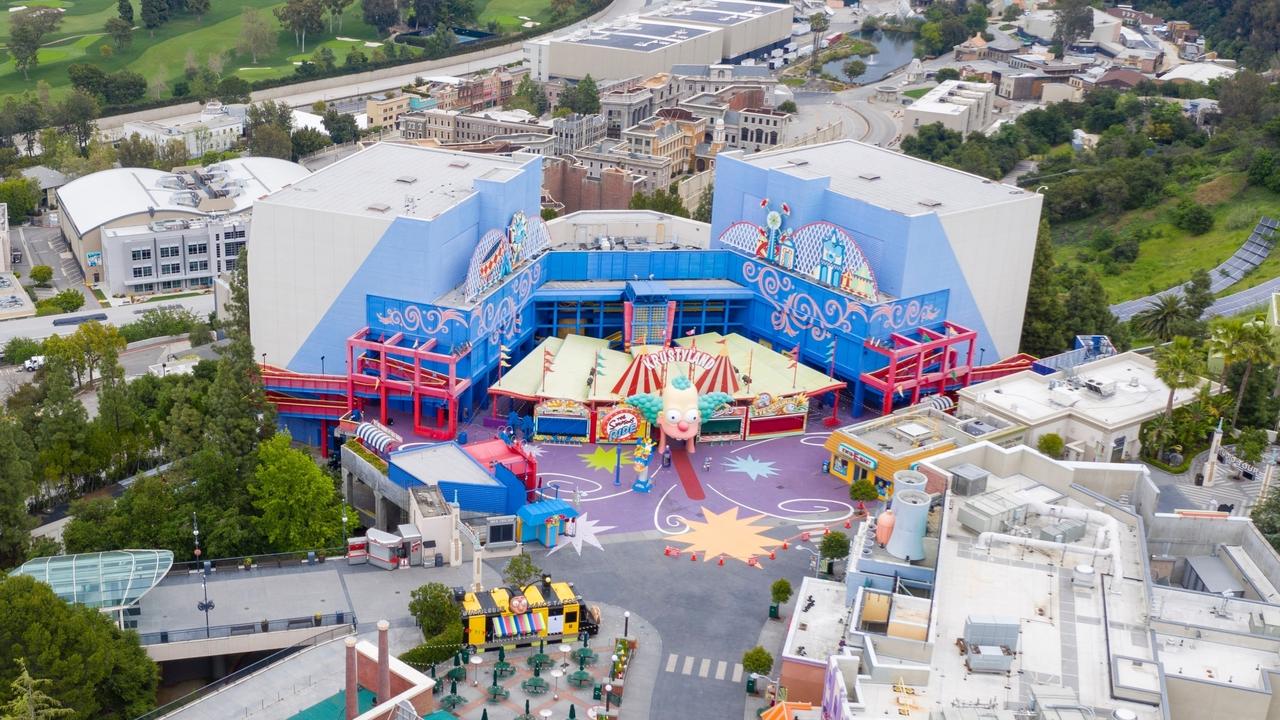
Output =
[
  {"x1": 920, "y1": 394, "x2": 954, "y2": 412},
  {"x1": 356, "y1": 422, "x2": 397, "y2": 454},
  {"x1": 611, "y1": 351, "x2": 662, "y2": 397},
  {"x1": 491, "y1": 612, "x2": 545, "y2": 639},
  {"x1": 696, "y1": 352, "x2": 741, "y2": 395}
]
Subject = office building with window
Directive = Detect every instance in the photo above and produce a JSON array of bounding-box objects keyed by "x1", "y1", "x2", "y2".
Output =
[
  {"x1": 100, "y1": 217, "x2": 247, "y2": 297},
  {"x1": 56, "y1": 157, "x2": 308, "y2": 292}
]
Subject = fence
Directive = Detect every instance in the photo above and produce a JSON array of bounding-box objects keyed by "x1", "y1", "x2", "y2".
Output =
[
  {"x1": 164, "y1": 546, "x2": 348, "y2": 579},
  {"x1": 138, "y1": 611, "x2": 356, "y2": 646},
  {"x1": 131, "y1": 625, "x2": 353, "y2": 720}
]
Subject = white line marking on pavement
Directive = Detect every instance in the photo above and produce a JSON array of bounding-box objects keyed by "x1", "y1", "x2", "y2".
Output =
[
  {"x1": 698, "y1": 658, "x2": 710, "y2": 677},
  {"x1": 715, "y1": 660, "x2": 727, "y2": 680},
  {"x1": 665, "y1": 654, "x2": 677, "y2": 672},
  {"x1": 681, "y1": 656, "x2": 694, "y2": 675},
  {"x1": 732, "y1": 663, "x2": 743, "y2": 683}
]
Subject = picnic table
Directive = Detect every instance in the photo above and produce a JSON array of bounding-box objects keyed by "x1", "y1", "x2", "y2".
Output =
[
  {"x1": 574, "y1": 648, "x2": 598, "y2": 665},
  {"x1": 568, "y1": 670, "x2": 594, "y2": 688},
  {"x1": 440, "y1": 693, "x2": 466, "y2": 711},
  {"x1": 446, "y1": 665, "x2": 467, "y2": 682},
  {"x1": 521, "y1": 676, "x2": 549, "y2": 695},
  {"x1": 487, "y1": 685, "x2": 510, "y2": 703},
  {"x1": 495, "y1": 660, "x2": 516, "y2": 678}
]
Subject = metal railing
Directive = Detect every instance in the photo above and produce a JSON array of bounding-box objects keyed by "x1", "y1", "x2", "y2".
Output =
[
  {"x1": 138, "y1": 611, "x2": 356, "y2": 646},
  {"x1": 163, "y1": 547, "x2": 348, "y2": 579},
  {"x1": 131, "y1": 624, "x2": 353, "y2": 720}
]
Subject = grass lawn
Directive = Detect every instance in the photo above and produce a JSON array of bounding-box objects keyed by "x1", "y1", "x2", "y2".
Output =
[
  {"x1": 1055, "y1": 175, "x2": 1280, "y2": 304},
  {"x1": 1, "y1": 0, "x2": 556, "y2": 101},
  {"x1": 902, "y1": 86, "x2": 930, "y2": 99}
]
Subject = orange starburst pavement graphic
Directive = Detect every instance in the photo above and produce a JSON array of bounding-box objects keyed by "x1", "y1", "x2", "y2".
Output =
[{"x1": 671, "y1": 507, "x2": 776, "y2": 564}]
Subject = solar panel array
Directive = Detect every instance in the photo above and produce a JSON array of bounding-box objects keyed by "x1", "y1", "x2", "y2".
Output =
[{"x1": 1110, "y1": 216, "x2": 1278, "y2": 321}]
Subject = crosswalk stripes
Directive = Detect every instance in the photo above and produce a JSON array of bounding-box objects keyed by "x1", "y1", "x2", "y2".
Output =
[
  {"x1": 663, "y1": 653, "x2": 743, "y2": 683},
  {"x1": 1165, "y1": 478, "x2": 1261, "y2": 514}
]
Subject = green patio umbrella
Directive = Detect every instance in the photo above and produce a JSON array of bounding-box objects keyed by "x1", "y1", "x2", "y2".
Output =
[
  {"x1": 578, "y1": 656, "x2": 586, "y2": 671},
  {"x1": 449, "y1": 680, "x2": 457, "y2": 695},
  {"x1": 498, "y1": 647, "x2": 507, "y2": 662},
  {"x1": 538, "y1": 639, "x2": 545, "y2": 654},
  {"x1": 429, "y1": 664, "x2": 437, "y2": 678},
  {"x1": 534, "y1": 664, "x2": 541, "y2": 678},
  {"x1": 524, "y1": 699, "x2": 531, "y2": 715},
  {"x1": 492, "y1": 668, "x2": 499, "y2": 686},
  {"x1": 452, "y1": 652, "x2": 461, "y2": 667},
  {"x1": 568, "y1": 705, "x2": 576, "y2": 719},
  {"x1": 481, "y1": 710, "x2": 489, "y2": 720}
]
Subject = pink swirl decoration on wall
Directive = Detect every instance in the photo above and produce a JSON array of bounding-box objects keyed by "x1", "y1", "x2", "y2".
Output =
[
  {"x1": 476, "y1": 261, "x2": 543, "y2": 344},
  {"x1": 375, "y1": 305, "x2": 465, "y2": 335}
]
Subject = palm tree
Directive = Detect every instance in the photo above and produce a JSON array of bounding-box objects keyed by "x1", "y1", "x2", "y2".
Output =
[
  {"x1": 809, "y1": 12, "x2": 830, "y2": 76},
  {"x1": 1142, "y1": 414, "x2": 1176, "y2": 459},
  {"x1": 1210, "y1": 318, "x2": 1277, "y2": 426},
  {"x1": 1133, "y1": 293, "x2": 1189, "y2": 342},
  {"x1": 1154, "y1": 336, "x2": 1203, "y2": 419}
]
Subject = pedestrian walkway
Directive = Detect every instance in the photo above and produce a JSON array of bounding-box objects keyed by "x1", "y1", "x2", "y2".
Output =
[
  {"x1": 1167, "y1": 476, "x2": 1263, "y2": 514},
  {"x1": 663, "y1": 653, "x2": 743, "y2": 683}
]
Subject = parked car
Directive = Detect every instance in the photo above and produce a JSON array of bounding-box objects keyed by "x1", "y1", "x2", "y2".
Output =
[{"x1": 23, "y1": 355, "x2": 45, "y2": 372}]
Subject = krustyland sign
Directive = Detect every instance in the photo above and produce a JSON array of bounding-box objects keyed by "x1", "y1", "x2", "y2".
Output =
[{"x1": 640, "y1": 346, "x2": 715, "y2": 371}]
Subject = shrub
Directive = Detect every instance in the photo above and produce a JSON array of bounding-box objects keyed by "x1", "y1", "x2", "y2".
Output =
[
  {"x1": 1172, "y1": 199, "x2": 1213, "y2": 235},
  {"x1": 819, "y1": 530, "x2": 851, "y2": 560},
  {"x1": 408, "y1": 582, "x2": 457, "y2": 636},
  {"x1": 778, "y1": 100, "x2": 797, "y2": 113},
  {"x1": 502, "y1": 552, "x2": 543, "y2": 587},
  {"x1": 188, "y1": 322, "x2": 213, "y2": 347},
  {"x1": 29, "y1": 265, "x2": 53, "y2": 285},
  {"x1": 399, "y1": 621, "x2": 465, "y2": 667},
  {"x1": 1037, "y1": 433, "x2": 1065, "y2": 459},
  {"x1": 741, "y1": 646, "x2": 773, "y2": 676},
  {"x1": 770, "y1": 578, "x2": 792, "y2": 605},
  {"x1": 849, "y1": 478, "x2": 880, "y2": 503},
  {"x1": 119, "y1": 306, "x2": 201, "y2": 342}
]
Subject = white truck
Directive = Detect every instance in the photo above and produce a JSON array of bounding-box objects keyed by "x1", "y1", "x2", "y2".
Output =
[{"x1": 23, "y1": 355, "x2": 45, "y2": 372}]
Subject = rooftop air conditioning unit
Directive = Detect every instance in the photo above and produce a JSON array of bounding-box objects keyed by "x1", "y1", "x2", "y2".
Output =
[{"x1": 1083, "y1": 378, "x2": 1116, "y2": 397}]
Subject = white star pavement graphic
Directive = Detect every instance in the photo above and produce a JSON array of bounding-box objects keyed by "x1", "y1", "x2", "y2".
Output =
[
  {"x1": 548, "y1": 512, "x2": 615, "y2": 555},
  {"x1": 723, "y1": 454, "x2": 779, "y2": 481}
]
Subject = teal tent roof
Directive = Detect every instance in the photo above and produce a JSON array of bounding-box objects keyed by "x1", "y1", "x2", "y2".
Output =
[
  {"x1": 516, "y1": 499, "x2": 579, "y2": 523},
  {"x1": 8, "y1": 549, "x2": 174, "y2": 611}
]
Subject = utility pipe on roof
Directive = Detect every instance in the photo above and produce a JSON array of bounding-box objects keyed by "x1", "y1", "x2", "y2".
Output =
[{"x1": 974, "y1": 499, "x2": 1124, "y2": 594}]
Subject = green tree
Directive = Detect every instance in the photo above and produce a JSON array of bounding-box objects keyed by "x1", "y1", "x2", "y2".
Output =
[
  {"x1": 808, "y1": 12, "x2": 829, "y2": 75},
  {"x1": 90, "y1": 347, "x2": 145, "y2": 477},
  {"x1": 156, "y1": 138, "x2": 189, "y2": 170},
  {"x1": 741, "y1": 646, "x2": 773, "y2": 677},
  {"x1": 28, "y1": 266, "x2": 52, "y2": 285},
  {"x1": 0, "y1": 415, "x2": 35, "y2": 570},
  {"x1": 291, "y1": 127, "x2": 332, "y2": 159},
  {"x1": 501, "y1": 552, "x2": 542, "y2": 587},
  {"x1": 1172, "y1": 199, "x2": 1213, "y2": 235},
  {"x1": 362, "y1": 0, "x2": 398, "y2": 33},
  {"x1": 1133, "y1": 294, "x2": 1189, "y2": 343},
  {"x1": 52, "y1": 91, "x2": 98, "y2": 153},
  {"x1": 104, "y1": 17, "x2": 133, "y2": 48},
  {"x1": 324, "y1": 0, "x2": 353, "y2": 32},
  {"x1": 249, "y1": 433, "x2": 346, "y2": 552},
  {"x1": 1211, "y1": 318, "x2": 1277, "y2": 427},
  {"x1": 819, "y1": 530, "x2": 850, "y2": 563},
  {"x1": 1019, "y1": 222, "x2": 1065, "y2": 356},
  {"x1": 187, "y1": 0, "x2": 209, "y2": 17},
  {"x1": 1036, "y1": 432, "x2": 1064, "y2": 459},
  {"x1": 322, "y1": 110, "x2": 360, "y2": 144},
  {"x1": 118, "y1": 0, "x2": 134, "y2": 23},
  {"x1": 1155, "y1": 336, "x2": 1203, "y2": 419},
  {"x1": 935, "y1": 67, "x2": 960, "y2": 82},
  {"x1": 509, "y1": 75, "x2": 549, "y2": 116},
  {"x1": 103, "y1": 70, "x2": 147, "y2": 106},
  {"x1": 9, "y1": 10, "x2": 63, "y2": 81},
  {"x1": 0, "y1": 179, "x2": 40, "y2": 223},
  {"x1": 32, "y1": 359, "x2": 91, "y2": 498},
  {"x1": 275, "y1": 0, "x2": 326, "y2": 53},
  {"x1": 3, "y1": 338, "x2": 42, "y2": 365},
  {"x1": 842, "y1": 60, "x2": 866, "y2": 82},
  {"x1": 251, "y1": 125, "x2": 293, "y2": 159},
  {"x1": 777, "y1": 100, "x2": 797, "y2": 113},
  {"x1": 1052, "y1": 0, "x2": 1092, "y2": 58},
  {"x1": 692, "y1": 185, "x2": 713, "y2": 223},
  {"x1": 1, "y1": 659, "x2": 73, "y2": 720},
  {"x1": 770, "y1": 578, "x2": 792, "y2": 605},
  {"x1": 205, "y1": 250, "x2": 274, "y2": 473},
  {"x1": 560, "y1": 75, "x2": 599, "y2": 114},
  {"x1": 408, "y1": 582, "x2": 458, "y2": 635},
  {"x1": 115, "y1": 133, "x2": 157, "y2": 169},
  {"x1": 1182, "y1": 269, "x2": 1214, "y2": 321},
  {"x1": 629, "y1": 189, "x2": 688, "y2": 217},
  {"x1": 67, "y1": 64, "x2": 109, "y2": 97},
  {"x1": 140, "y1": 0, "x2": 169, "y2": 34},
  {"x1": 237, "y1": 7, "x2": 278, "y2": 64},
  {"x1": 1237, "y1": 427, "x2": 1268, "y2": 464},
  {"x1": 0, "y1": 575, "x2": 159, "y2": 719}
]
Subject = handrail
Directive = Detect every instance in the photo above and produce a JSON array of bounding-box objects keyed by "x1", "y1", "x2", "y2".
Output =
[
  {"x1": 164, "y1": 547, "x2": 348, "y2": 578},
  {"x1": 138, "y1": 611, "x2": 357, "y2": 646},
  {"x1": 131, "y1": 625, "x2": 354, "y2": 720}
]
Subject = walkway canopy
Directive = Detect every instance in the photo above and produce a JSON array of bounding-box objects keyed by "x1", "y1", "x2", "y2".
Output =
[{"x1": 8, "y1": 549, "x2": 173, "y2": 612}]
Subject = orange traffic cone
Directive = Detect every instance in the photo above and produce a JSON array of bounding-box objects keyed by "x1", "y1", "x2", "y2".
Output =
[
  {"x1": 690, "y1": 553, "x2": 697, "y2": 562},
  {"x1": 823, "y1": 527, "x2": 831, "y2": 535},
  {"x1": 717, "y1": 557, "x2": 724, "y2": 566},
  {"x1": 844, "y1": 519, "x2": 852, "y2": 529},
  {"x1": 768, "y1": 550, "x2": 776, "y2": 560},
  {"x1": 782, "y1": 541, "x2": 789, "y2": 550}
]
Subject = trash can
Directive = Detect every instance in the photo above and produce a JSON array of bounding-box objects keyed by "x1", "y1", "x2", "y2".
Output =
[
  {"x1": 822, "y1": 460, "x2": 831, "y2": 474},
  {"x1": 746, "y1": 676, "x2": 757, "y2": 694},
  {"x1": 593, "y1": 684, "x2": 602, "y2": 701},
  {"x1": 434, "y1": 552, "x2": 444, "y2": 568},
  {"x1": 458, "y1": 431, "x2": 468, "y2": 445},
  {"x1": 769, "y1": 603, "x2": 779, "y2": 619},
  {"x1": 1195, "y1": 473, "x2": 1204, "y2": 486}
]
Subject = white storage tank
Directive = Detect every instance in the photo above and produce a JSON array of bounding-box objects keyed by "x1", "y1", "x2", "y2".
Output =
[
  {"x1": 886, "y1": 489, "x2": 930, "y2": 561},
  {"x1": 1072, "y1": 564, "x2": 1096, "y2": 588},
  {"x1": 893, "y1": 469, "x2": 927, "y2": 495}
]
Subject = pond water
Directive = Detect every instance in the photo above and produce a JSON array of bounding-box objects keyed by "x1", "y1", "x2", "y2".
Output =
[{"x1": 820, "y1": 30, "x2": 917, "y2": 85}]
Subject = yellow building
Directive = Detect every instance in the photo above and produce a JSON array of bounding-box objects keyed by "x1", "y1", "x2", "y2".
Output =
[
  {"x1": 824, "y1": 406, "x2": 1024, "y2": 497},
  {"x1": 366, "y1": 92, "x2": 412, "y2": 129},
  {"x1": 461, "y1": 579, "x2": 586, "y2": 648}
]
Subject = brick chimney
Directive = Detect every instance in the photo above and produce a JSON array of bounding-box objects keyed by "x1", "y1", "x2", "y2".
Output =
[
  {"x1": 377, "y1": 620, "x2": 391, "y2": 705},
  {"x1": 344, "y1": 637, "x2": 358, "y2": 720}
]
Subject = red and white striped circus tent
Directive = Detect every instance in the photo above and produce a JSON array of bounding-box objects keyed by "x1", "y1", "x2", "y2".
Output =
[
  {"x1": 696, "y1": 347, "x2": 742, "y2": 395},
  {"x1": 611, "y1": 349, "x2": 663, "y2": 397}
]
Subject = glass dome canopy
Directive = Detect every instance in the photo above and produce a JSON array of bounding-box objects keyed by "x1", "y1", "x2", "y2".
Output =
[{"x1": 8, "y1": 549, "x2": 174, "y2": 612}]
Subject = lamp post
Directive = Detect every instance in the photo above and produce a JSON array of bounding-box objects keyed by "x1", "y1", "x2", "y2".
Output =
[
  {"x1": 751, "y1": 672, "x2": 781, "y2": 698},
  {"x1": 604, "y1": 683, "x2": 613, "y2": 712},
  {"x1": 609, "y1": 654, "x2": 619, "y2": 681},
  {"x1": 192, "y1": 513, "x2": 214, "y2": 639},
  {"x1": 613, "y1": 444, "x2": 622, "y2": 487},
  {"x1": 261, "y1": 352, "x2": 267, "y2": 370},
  {"x1": 161, "y1": 362, "x2": 167, "y2": 377},
  {"x1": 321, "y1": 355, "x2": 326, "y2": 375},
  {"x1": 623, "y1": 610, "x2": 630, "y2": 638},
  {"x1": 797, "y1": 545, "x2": 820, "y2": 577},
  {"x1": 341, "y1": 510, "x2": 348, "y2": 552}
]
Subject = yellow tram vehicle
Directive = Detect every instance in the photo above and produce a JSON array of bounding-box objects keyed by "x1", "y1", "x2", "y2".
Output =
[{"x1": 461, "y1": 577, "x2": 598, "y2": 648}]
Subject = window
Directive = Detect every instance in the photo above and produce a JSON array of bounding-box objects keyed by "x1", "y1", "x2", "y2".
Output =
[
  {"x1": 159, "y1": 245, "x2": 180, "y2": 258},
  {"x1": 133, "y1": 283, "x2": 154, "y2": 293},
  {"x1": 188, "y1": 260, "x2": 209, "y2": 273},
  {"x1": 224, "y1": 258, "x2": 237, "y2": 272},
  {"x1": 187, "y1": 242, "x2": 208, "y2": 255},
  {"x1": 159, "y1": 280, "x2": 183, "y2": 290},
  {"x1": 132, "y1": 266, "x2": 153, "y2": 278},
  {"x1": 160, "y1": 262, "x2": 181, "y2": 275},
  {"x1": 223, "y1": 229, "x2": 246, "y2": 240},
  {"x1": 131, "y1": 248, "x2": 152, "y2": 261},
  {"x1": 225, "y1": 241, "x2": 245, "y2": 257},
  {"x1": 565, "y1": 610, "x2": 578, "y2": 624}
]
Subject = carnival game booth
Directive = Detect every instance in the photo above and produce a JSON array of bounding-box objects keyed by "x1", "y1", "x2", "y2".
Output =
[
  {"x1": 488, "y1": 331, "x2": 843, "y2": 443},
  {"x1": 461, "y1": 577, "x2": 595, "y2": 649}
]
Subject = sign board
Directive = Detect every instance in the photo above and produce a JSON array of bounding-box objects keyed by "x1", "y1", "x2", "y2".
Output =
[
  {"x1": 596, "y1": 405, "x2": 645, "y2": 443},
  {"x1": 86, "y1": 251, "x2": 101, "y2": 267},
  {"x1": 640, "y1": 346, "x2": 715, "y2": 371},
  {"x1": 837, "y1": 442, "x2": 878, "y2": 470}
]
